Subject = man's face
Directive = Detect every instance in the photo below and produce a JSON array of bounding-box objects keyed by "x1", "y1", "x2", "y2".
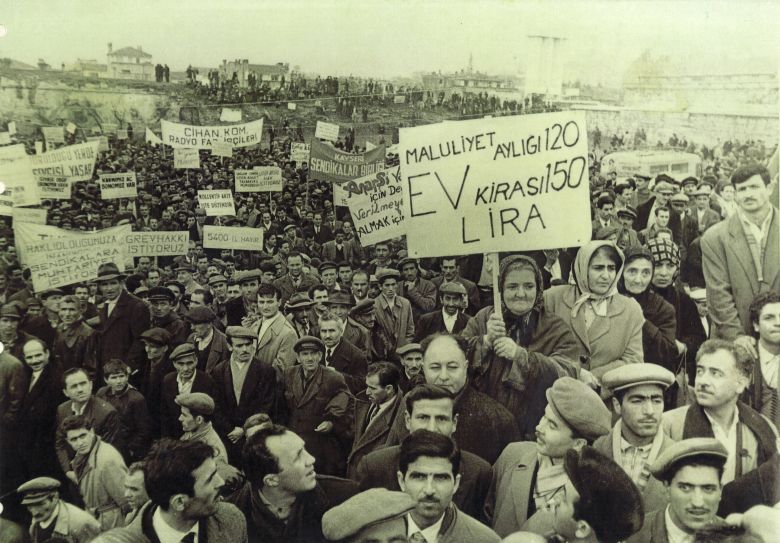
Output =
[
  {"x1": 190, "y1": 293, "x2": 207, "y2": 308},
  {"x1": 351, "y1": 274, "x2": 368, "y2": 299},
  {"x1": 535, "y1": 404, "x2": 577, "y2": 458},
  {"x1": 192, "y1": 322, "x2": 212, "y2": 340},
  {"x1": 241, "y1": 280, "x2": 259, "y2": 301},
  {"x1": 23, "y1": 341, "x2": 49, "y2": 372},
  {"x1": 64, "y1": 371, "x2": 92, "y2": 404},
  {"x1": 683, "y1": 184, "x2": 696, "y2": 196},
  {"x1": 267, "y1": 431, "x2": 317, "y2": 493},
  {"x1": 319, "y1": 319, "x2": 342, "y2": 348},
  {"x1": 380, "y1": 279, "x2": 397, "y2": 300},
  {"x1": 401, "y1": 263, "x2": 418, "y2": 282},
  {"x1": 337, "y1": 267, "x2": 352, "y2": 285},
  {"x1": 167, "y1": 284, "x2": 182, "y2": 301},
  {"x1": 177, "y1": 270, "x2": 193, "y2": 284},
  {"x1": 173, "y1": 355, "x2": 197, "y2": 381},
  {"x1": 755, "y1": 302, "x2": 780, "y2": 347},
  {"x1": 145, "y1": 271, "x2": 160, "y2": 288},
  {"x1": 105, "y1": 371, "x2": 129, "y2": 394},
  {"x1": 695, "y1": 349, "x2": 747, "y2": 409},
  {"x1": 298, "y1": 348, "x2": 321, "y2": 374},
  {"x1": 441, "y1": 260, "x2": 457, "y2": 280},
  {"x1": 183, "y1": 457, "x2": 224, "y2": 520},
  {"x1": 99, "y1": 279, "x2": 122, "y2": 301},
  {"x1": 335, "y1": 232, "x2": 344, "y2": 245},
  {"x1": 734, "y1": 175, "x2": 771, "y2": 213},
  {"x1": 422, "y1": 336, "x2": 468, "y2": 395},
  {"x1": 74, "y1": 287, "x2": 90, "y2": 302},
  {"x1": 227, "y1": 284, "x2": 241, "y2": 300},
  {"x1": 161, "y1": 210, "x2": 172, "y2": 222},
  {"x1": 27, "y1": 496, "x2": 58, "y2": 524},
  {"x1": 66, "y1": 427, "x2": 96, "y2": 456},
  {"x1": 311, "y1": 288, "x2": 329, "y2": 312},
  {"x1": 619, "y1": 186, "x2": 634, "y2": 202},
  {"x1": 656, "y1": 209, "x2": 670, "y2": 227},
  {"x1": 123, "y1": 471, "x2": 148, "y2": 510},
  {"x1": 398, "y1": 456, "x2": 459, "y2": 528},
  {"x1": 365, "y1": 373, "x2": 392, "y2": 405},
  {"x1": 230, "y1": 337, "x2": 256, "y2": 363},
  {"x1": 599, "y1": 202, "x2": 614, "y2": 220},
  {"x1": 313, "y1": 214, "x2": 322, "y2": 227},
  {"x1": 197, "y1": 257, "x2": 209, "y2": 272},
  {"x1": 143, "y1": 340, "x2": 167, "y2": 360},
  {"x1": 652, "y1": 260, "x2": 677, "y2": 289},
  {"x1": 257, "y1": 293, "x2": 280, "y2": 318},
  {"x1": 405, "y1": 398, "x2": 457, "y2": 436},
  {"x1": 401, "y1": 351, "x2": 424, "y2": 377},
  {"x1": 148, "y1": 218, "x2": 159, "y2": 230},
  {"x1": 321, "y1": 268, "x2": 337, "y2": 288},
  {"x1": 667, "y1": 465, "x2": 722, "y2": 532},
  {"x1": 261, "y1": 212, "x2": 271, "y2": 223},
  {"x1": 287, "y1": 256, "x2": 303, "y2": 277},
  {"x1": 695, "y1": 195, "x2": 710, "y2": 211},
  {"x1": 656, "y1": 190, "x2": 673, "y2": 206},
  {"x1": 614, "y1": 384, "x2": 665, "y2": 440},
  {"x1": 150, "y1": 299, "x2": 173, "y2": 319},
  {"x1": 179, "y1": 406, "x2": 200, "y2": 433},
  {"x1": 374, "y1": 245, "x2": 389, "y2": 260},
  {"x1": 0, "y1": 316, "x2": 18, "y2": 337},
  {"x1": 59, "y1": 301, "x2": 81, "y2": 325}
]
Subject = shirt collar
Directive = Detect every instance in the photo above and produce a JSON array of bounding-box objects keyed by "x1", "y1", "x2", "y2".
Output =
[
  {"x1": 665, "y1": 505, "x2": 695, "y2": 543},
  {"x1": 152, "y1": 505, "x2": 200, "y2": 543},
  {"x1": 704, "y1": 406, "x2": 739, "y2": 435},
  {"x1": 406, "y1": 511, "x2": 445, "y2": 543}
]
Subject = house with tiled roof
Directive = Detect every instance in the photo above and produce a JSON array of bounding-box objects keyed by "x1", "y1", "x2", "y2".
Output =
[
  {"x1": 219, "y1": 59, "x2": 289, "y2": 89},
  {"x1": 106, "y1": 43, "x2": 153, "y2": 81}
]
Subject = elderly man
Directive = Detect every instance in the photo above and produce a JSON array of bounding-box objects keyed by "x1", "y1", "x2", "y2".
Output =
[
  {"x1": 628, "y1": 438, "x2": 728, "y2": 542},
  {"x1": 415, "y1": 281, "x2": 472, "y2": 342},
  {"x1": 273, "y1": 251, "x2": 319, "y2": 304},
  {"x1": 373, "y1": 268, "x2": 415, "y2": 351},
  {"x1": 286, "y1": 292, "x2": 318, "y2": 338},
  {"x1": 319, "y1": 311, "x2": 368, "y2": 395},
  {"x1": 432, "y1": 257, "x2": 481, "y2": 316},
  {"x1": 398, "y1": 257, "x2": 437, "y2": 321},
  {"x1": 282, "y1": 335, "x2": 353, "y2": 476},
  {"x1": 322, "y1": 488, "x2": 415, "y2": 543},
  {"x1": 186, "y1": 305, "x2": 230, "y2": 374},
  {"x1": 486, "y1": 377, "x2": 612, "y2": 536},
  {"x1": 396, "y1": 343, "x2": 426, "y2": 393},
  {"x1": 17, "y1": 476, "x2": 100, "y2": 543},
  {"x1": 52, "y1": 295, "x2": 97, "y2": 374},
  {"x1": 177, "y1": 392, "x2": 231, "y2": 470},
  {"x1": 160, "y1": 343, "x2": 219, "y2": 438},
  {"x1": 634, "y1": 176, "x2": 683, "y2": 244},
  {"x1": 175, "y1": 263, "x2": 203, "y2": 295},
  {"x1": 326, "y1": 292, "x2": 370, "y2": 356},
  {"x1": 596, "y1": 364, "x2": 678, "y2": 513}
]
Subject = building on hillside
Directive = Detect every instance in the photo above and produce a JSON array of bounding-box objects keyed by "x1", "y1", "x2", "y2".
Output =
[
  {"x1": 420, "y1": 70, "x2": 523, "y2": 101},
  {"x1": 219, "y1": 59, "x2": 290, "y2": 88},
  {"x1": 64, "y1": 59, "x2": 108, "y2": 78},
  {"x1": 106, "y1": 43, "x2": 153, "y2": 81}
]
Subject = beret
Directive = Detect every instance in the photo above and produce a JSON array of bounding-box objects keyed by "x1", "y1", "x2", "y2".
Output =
[
  {"x1": 439, "y1": 281, "x2": 467, "y2": 296},
  {"x1": 322, "y1": 488, "x2": 416, "y2": 541},
  {"x1": 397, "y1": 343, "x2": 423, "y2": 356},
  {"x1": 186, "y1": 306, "x2": 216, "y2": 324},
  {"x1": 170, "y1": 343, "x2": 196, "y2": 361},
  {"x1": 175, "y1": 392, "x2": 215, "y2": 416},
  {"x1": 670, "y1": 193, "x2": 689, "y2": 203},
  {"x1": 208, "y1": 274, "x2": 227, "y2": 285},
  {"x1": 376, "y1": 268, "x2": 400, "y2": 283},
  {"x1": 650, "y1": 438, "x2": 727, "y2": 480},
  {"x1": 325, "y1": 292, "x2": 353, "y2": 306},
  {"x1": 140, "y1": 327, "x2": 172, "y2": 345},
  {"x1": 226, "y1": 326, "x2": 256, "y2": 341},
  {"x1": 237, "y1": 269, "x2": 262, "y2": 284},
  {"x1": 294, "y1": 335, "x2": 325, "y2": 353},
  {"x1": 147, "y1": 286, "x2": 176, "y2": 302},
  {"x1": 318, "y1": 260, "x2": 338, "y2": 273},
  {"x1": 18, "y1": 477, "x2": 61, "y2": 504},
  {"x1": 616, "y1": 205, "x2": 638, "y2": 219},
  {"x1": 546, "y1": 377, "x2": 611, "y2": 441},
  {"x1": 602, "y1": 364, "x2": 675, "y2": 395},
  {"x1": 349, "y1": 298, "x2": 375, "y2": 316}
]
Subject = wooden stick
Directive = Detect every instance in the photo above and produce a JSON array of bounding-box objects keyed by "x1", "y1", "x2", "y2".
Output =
[{"x1": 491, "y1": 252, "x2": 501, "y2": 310}]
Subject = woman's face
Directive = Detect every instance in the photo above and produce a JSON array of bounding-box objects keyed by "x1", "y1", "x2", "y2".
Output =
[
  {"x1": 587, "y1": 250, "x2": 618, "y2": 296},
  {"x1": 623, "y1": 257, "x2": 653, "y2": 295},
  {"x1": 502, "y1": 267, "x2": 537, "y2": 315}
]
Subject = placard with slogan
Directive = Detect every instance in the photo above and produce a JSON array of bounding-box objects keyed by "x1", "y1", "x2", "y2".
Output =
[
  {"x1": 13, "y1": 207, "x2": 48, "y2": 225},
  {"x1": 315, "y1": 121, "x2": 340, "y2": 142},
  {"x1": 30, "y1": 140, "x2": 100, "y2": 185},
  {"x1": 0, "y1": 144, "x2": 40, "y2": 207},
  {"x1": 174, "y1": 148, "x2": 200, "y2": 169},
  {"x1": 309, "y1": 139, "x2": 386, "y2": 184},
  {"x1": 162, "y1": 119, "x2": 263, "y2": 149},
  {"x1": 290, "y1": 142, "x2": 310, "y2": 164},
  {"x1": 87, "y1": 136, "x2": 110, "y2": 153},
  {"x1": 37, "y1": 176, "x2": 71, "y2": 200},
  {"x1": 234, "y1": 167, "x2": 283, "y2": 192},
  {"x1": 197, "y1": 189, "x2": 235, "y2": 216},
  {"x1": 399, "y1": 111, "x2": 591, "y2": 258},
  {"x1": 42, "y1": 126, "x2": 65, "y2": 143},
  {"x1": 212, "y1": 142, "x2": 233, "y2": 158},
  {"x1": 126, "y1": 231, "x2": 189, "y2": 257},
  {"x1": 100, "y1": 172, "x2": 138, "y2": 199},
  {"x1": 202, "y1": 225, "x2": 263, "y2": 251},
  {"x1": 343, "y1": 166, "x2": 405, "y2": 246},
  {"x1": 220, "y1": 108, "x2": 242, "y2": 122}
]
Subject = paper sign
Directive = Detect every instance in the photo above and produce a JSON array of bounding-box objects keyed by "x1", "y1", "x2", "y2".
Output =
[
  {"x1": 342, "y1": 166, "x2": 404, "y2": 245},
  {"x1": 162, "y1": 119, "x2": 263, "y2": 149},
  {"x1": 0, "y1": 144, "x2": 40, "y2": 206},
  {"x1": 394, "y1": 95, "x2": 406, "y2": 104},
  {"x1": 309, "y1": 139, "x2": 386, "y2": 184},
  {"x1": 333, "y1": 184, "x2": 350, "y2": 206},
  {"x1": 220, "y1": 108, "x2": 242, "y2": 122},
  {"x1": 399, "y1": 111, "x2": 591, "y2": 257},
  {"x1": 174, "y1": 148, "x2": 200, "y2": 169},
  {"x1": 290, "y1": 142, "x2": 310, "y2": 164},
  {"x1": 287, "y1": 102, "x2": 297, "y2": 111},
  {"x1": 116, "y1": 129, "x2": 128, "y2": 140},
  {"x1": 126, "y1": 231, "x2": 189, "y2": 257},
  {"x1": 87, "y1": 136, "x2": 110, "y2": 153},
  {"x1": 100, "y1": 172, "x2": 138, "y2": 199},
  {"x1": 42, "y1": 126, "x2": 65, "y2": 143},
  {"x1": 66, "y1": 122, "x2": 77, "y2": 134},
  {"x1": 234, "y1": 167, "x2": 283, "y2": 192},
  {"x1": 37, "y1": 175, "x2": 71, "y2": 199},
  {"x1": 12, "y1": 207, "x2": 48, "y2": 224},
  {"x1": 197, "y1": 189, "x2": 235, "y2": 216},
  {"x1": 7, "y1": 122, "x2": 16, "y2": 136},
  {"x1": 145, "y1": 127, "x2": 163, "y2": 145},
  {"x1": 315, "y1": 121, "x2": 340, "y2": 142},
  {"x1": 202, "y1": 225, "x2": 264, "y2": 251},
  {"x1": 212, "y1": 142, "x2": 233, "y2": 157}
]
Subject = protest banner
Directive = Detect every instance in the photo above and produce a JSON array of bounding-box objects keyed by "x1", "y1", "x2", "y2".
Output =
[
  {"x1": 42, "y1": 126, "x2": 64, "y2": 143},
  {"x1": 234, "y1": 169, "x2": 260, "y2": 192},
  {"x1": 161, "y1": 119, "x2": 263, "y2": 149},
  {"x1": 145, "y1": 127, "x2": 163, "y2": 145},
  {"x1": 287, "y1": 102, "x2": 297, "y2": 111},
  {"x1": 99, "y1": 172, "x2": 137, "y2": 199},
  {"x1": 174, "y1": 148, "x2": 200, "y2": 169},
  {"x1": 197, "y1": 189, "x2": 235, "y2": 216},
  {"x1": 37, "y1": 175, "x2": 71, "y2": 200},
  {"x1": 290, "y1": 142, "x2": 310, "y2": 164},
  {"x1": 116, "y1": 129, "x2": 128, "y2": 140},
  {"x1": 220, "y1": 108, "x2": 242, "y2": 122},
  {"x1": 394, "y1": 95, "x2": 406, "y2": 104},
  {"x1": 212, "y1": 142, "x2": 233, "y2": 157},
  {"x1": 309, "y1": 139, "x2": 386, "y2": 184},
  {"x1": 14, "y1": 223, "x2": 130, "y2": 292},
  {"x1": 234, "y1": 168, "x2": 282, "y2": 192},
  {"x1": 12, "y1": 207, "x2": 48, "y2": 224},
  {"x1": 315, "y1": 121, "x2": 340, "y2": 142},
  {"x1": 30, "y1": 140, "x2": 100, "y2": 186},
  {"x1": 125, "y1": 231, "x2": 189, "y2": 257},
  {"x1": 202, "y1": 225, "x2": 263, "y2": 251},
  {"x1": 7, "y1": 122, "x2": 16, "y2": 136},
  {"x1": 0, "y1": 144, "x2": 40, "y2": 206},
  {"x1": 399, "y1": 111, "x2": 591, "y2": 258},
  {"x1": 0, "y1": 190, "x2": 13, "y2": 216},
  {"x1": 66, "y1": 122, "x2": 77, "y2": 134},
  {"x1": 343, "y1": 166, "x2": 404, "y2": 246}
]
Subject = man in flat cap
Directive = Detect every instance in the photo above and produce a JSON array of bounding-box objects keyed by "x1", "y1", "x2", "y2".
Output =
[
  {"x1": 398, "y1": 257, "x2": 437, "y2": 322},
  {"x1": 692, "y1": 186, "x2": 721, "y2": 236},
  {"x1": 21, "y1": 288, "x2": 64, "y2": 349},
  {"x1": 663, "y1": 339, "x2": 778, "y2": 485},
  {"x1": 634, "y1": 178, "x2": 683, "y2": 245},
  {"x1": 148, "y1": 286, "x2": 189, "y2": 344},
  {"x1": 186, "y1": 305, "x2": 230, "y2": 374},
  {"x1": 326, "y1": 291, "x2": 371, "y2": 357},
  {"x1": 486, "y1": 376, "x2": 612, "y2": 537},
  {"x1": 319, "y1": 311, "x2": 368, "y2": 395},
  {"x1": 322, "y1": 488, "x2": 414, "y2": 542},
  {"x1": 225, "y1": 268, "x2": 261, "y2": 326},
  {"x1": 396, "y1": 343, "x2": 426, "y2": 393},
  {"x1": 628, "y1": 438, "x2": 728, "y2": 542},
  {"x1": 282, "y1": 335, "x2": 353, "y2": 476},
  {"x1": 286, "y1": 292, "x2": 317, "y2": 338},
  {"x1": 415, "y1": 281, "x2": 472, "y2": 343},
  {"x1": 18, "y1": 476, "x2": 101, "y2": 543},
  {"x1": 175, "y1": 262, "x2": 203, "y2": 296},
  {"x1": 319, "y1": 261, "x2": 341, "y2": 294},
  {"x1": 53, "y1": 295, "x2": 97, "y2": 375},
  {"x1": 596, "y1": 364, "x2": 678, "y2": 513},
  {"x1": 373, "y1": 268, "x2": 415, "y2": 352}
]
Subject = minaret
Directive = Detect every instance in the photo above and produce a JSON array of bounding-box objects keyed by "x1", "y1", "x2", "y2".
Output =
[{"x1": 468, "y1": 53, "x2": 473, "y2": 73}]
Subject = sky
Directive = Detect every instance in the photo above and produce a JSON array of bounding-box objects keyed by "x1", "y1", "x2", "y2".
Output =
[{"x1": 1, "y1": 0, "x2": 778, "y2": 84}]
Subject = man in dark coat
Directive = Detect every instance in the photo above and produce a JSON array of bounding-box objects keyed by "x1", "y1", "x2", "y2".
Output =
[
  {"x1": 224, "y1": 269, "x2": 261, "y2": 326},
  {"x1": 52, "y1": 295, "x2": 97, "y2": 375},
  {"x1": 633, "y1": 177, "x2": 683, "y2": 245},
  {"x1": 22, "y1": 288, "x2": 65, "y2": 349},
  {"x1": 318, "y1": 312, "x2": 368, "y2": 395},
  {"x1": 414, "y1": 281, "x2": 472, "y2": 342},
  {"x1": 187, "y1": 306, "x2": 230, "y2": 375},
  {"x1": 148, "y1": 286, "x2": 189, "y2": 344}
]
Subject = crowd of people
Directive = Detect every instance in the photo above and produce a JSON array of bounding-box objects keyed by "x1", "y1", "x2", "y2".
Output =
[{"x1": 0, "y1": 95, "x2": 778, "y2": 543}]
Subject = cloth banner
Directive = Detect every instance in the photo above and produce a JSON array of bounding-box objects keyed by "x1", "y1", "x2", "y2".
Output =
[
  {"x1": 220, "y1": 108, "x2": 242, "y2": 122},
  {"x1": 125, "y1": 231, "x2": 189, "y2": 257},
  {"x1": 309, "y1": 139, "x2": 386, "y2": 184},
  {"x1": 399, "y1": 111, "x2": 591, "y2": 257},
  {"x1": 12, "y1": 207, "x2": 47, "y2": 224},
  {"x1": 197, "y1": 189, "x2": 235, "y2": 216},
  {"x1": 202, "y1": 225, "x2": 264, "y2": 251},
  {"x1": 343, "y1": 166, "x2": 405, "y2": 246},
  {"x1": 0, "y1": 144, "x2": 40, "y2": 206},
  {"x1": 30, "y1": 140, "x2": 100, "y2": 185},
  {"x1": 100, "y1": 172, "x2": 138, "y2": 199},
  {"x1": 42, "y1": 126, "x2": 65, "y2": 143},
  {"x1": 315, "y1": 121, "x2": 340, "y2": 142},
  {"x1": 162, "y1": 119, "x2": 263, "y2": 149},
  {"x1": 0, "y1": 190, "x2": 12, "y2": 216},
  {"x1": 145, "y1": 128, "x2": 163, "y2": 146},
  {"x1": 174, "y1": 148, "x2": 200, "y2": 169},
  {"x1": 291, "y1": 143, "x2": 310, "y2": 164}
]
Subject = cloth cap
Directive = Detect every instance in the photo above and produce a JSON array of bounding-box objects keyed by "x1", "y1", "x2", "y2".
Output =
[
  {"x1": 226, "y1": 326, "x2": 256, "y2": 341},
  {"x1": 147, "y1": 286, "x2": 176, "y2": 302},
  {"x1": 396, "y1": 343, "x2": 423, "y2": 357},
  {"x1": 283, "y1": 224, "x2": 297, "y2": 232},
  {"x1": 647, "y1": 237, "x2": 680, "y2": 267},
  {"x1": 0, "y1": 303, "x2": 23, "y2": 320},
  {"x1": 681, "y1": 176, "x2": 699, "y2": 187},
  {"x1": 318, "y1": 260, "x2": 338, "y2": 273},
  {"x1": 169, "y1": 343, "x2": 196, "y2": 361},
  {"x1": 602, "y1": 364, "x2": 675, "y2": 395},
  {"x1": 175, "y1": 392, "x2": 215, "y2": 416},
  {"x1": 39, "y1": 288, "x2": 65, "y2": 300},
  {"x1": 650, "y1": 438, "x2": 728, "y2": 480},
  {"x1": 439, "y1": 281, "x2": 467, "y2": 296},
  {"x1": 236, "y1": 269, "x2": 262, "y2": 284},
  {"x1": 186, "y1": 306, "x2": 216, "y2": 324},
  {"x1": 670, "y1": 193, "x2": 689, "y2": 203},
  {"x1": 321, "y1": 488, "x2": 416, "y2": 541},
  {"x1": 286, "y1": 293, "x2": 315, "y2": 310},
  {"x1": 616, "y1": 206, "x2": 638, "y2": 219},
  {"x1": 325, "y1": 292, "x2": 353, "y2": 307},
  {"x1": 294, "y1": 335, "x2": 324, "y2": 353},
  {"x1": 545, "y1": 377, "x2": 611, "y2": 441},
  {"x1": 397, "y1": 257, "x2": 417, "y2": 269},
  {"x1": 349, "y1": 298, "x2": 375, "y2": 316},
  {"x1": 375, "y1": 268, "x2": 400, "y2": 283},
  {"x1": 134, "y1": 286, "x2": 150, "y2": 296},
  {"x1": 175, "y1": 263, "x2": 195, "y2": 273},
  {"x1": 140, "y1": 327, "x2": 172, "y2": 346},
  {"x1": 692, "y1": 186, "x2": 711, "y2": 198},
  {"x1": 208, "y1": 274, "x2": 227, "y2": 285},
  {"x1": 95, "y1": 262, "x2": 125, "y2": 282},
  {"x1": 18, "y1": 477, "x2": 61, "y2": 504}
]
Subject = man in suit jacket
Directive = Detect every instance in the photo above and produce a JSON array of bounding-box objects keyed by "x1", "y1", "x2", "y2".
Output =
[
  {"x1": 325, "y1": 292, "x2": 371, "y2": 356},
  {"x1": 431, "y1": 257, "x2": 481, "y2": 316},
  {"x1": 397, "y1": 257, "x2": 437, "y2": 322},
  {"x1": 92, "y1": 263, "x2": 150, "y2": 380},
  {"x1": 248, "y1": 283, "x2": 298, "y2": 380},
  {"x1": 224, "y1": 269, "x2": 261, "y2": 327},
  {"x1": 691, "y1": 186, "x2": 722, "y2": 235},
  {"x1": 321, "y1": 231, "x2": 361, "y2": 267},
  {"x1": 701, "y1": 164, "x2": 779, "y2": 340},
  {"x1": 319, "y1": 312, "x2": 368, "y2": 395},
  {"x1": 187, "y1": 306, "x2": 230, "y2": 374},
  {"x1": 272, "y1": 252, "x2": 320, "y2": 305},
  {"x1": 281, "y1": 336, "x2": 353, "y2": 476},
  {"x1": 395, "y1": 343, "x2": 426, "y2": 393},
  {"x1": 303, "y1": 212, "x2": 334, "y2": 244},
  {"x1": 414, "y1": 281, "x2": 472, "y2": 342},
  {"x1": 347, "y1": 362, "x2": 404, "y2": 479},
  {"x1": 634, "y1": 178, "x2": 683, "y2": 245},
  {"x1": 372, "y1": 269, "x2": 414, "y2": 351},
  {"x1": 354, "y1": 383, "x2": 492, "y2": 523}
]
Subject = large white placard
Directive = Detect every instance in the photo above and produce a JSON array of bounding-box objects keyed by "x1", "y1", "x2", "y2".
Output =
[
  {"x1": 197, "y1": 190, "x2": 236, "y2": 216},
  {"x1": 174, "y1": 148, "x2": 200, "y2": 169},
  {"x1": 30, "y1": 140, "x2": 100, "y2": 184},
  {"x1": 315, "y1": 121, "x2": 340, "y2": 142},
  {"x1": 42, "y1": 126, "x2": 65, "y2": 143},
  {"x1": 343, "y1": 166, "x2": 405, "y2": 246},
  {"x1": 12, "y1": 207, "x2": 48, "y2": 224},
  {"x1": 100, "y1": 172, "x2": 138, "y2": 199},
  {"x1": 202, "y1": 225, "x2": 264, "y2": 251},
  {"x1": 399, "y1": 111, "x2": 591, "y2": 257},
  {"x1": 0, "y1": 144, "x2": 40, "y2": 206},
  {"x1": 290, "y1": 142, "x2": 310, "y2": 164},
  {"x1": 162, "y1": 119, "x2": 263, "y2": 149},
  {"x1": 126, "y1": 231, "x2": 189, "y2": 257},
  {"x1": 220, "y1": 108, "x2": 242, "y2": 122}
]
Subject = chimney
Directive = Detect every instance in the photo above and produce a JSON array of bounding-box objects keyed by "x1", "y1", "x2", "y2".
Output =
[{"x1": 108, "y1": 42, "x2": 112, "y2": 54}]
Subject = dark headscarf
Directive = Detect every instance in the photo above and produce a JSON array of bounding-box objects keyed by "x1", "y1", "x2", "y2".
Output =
[
  {"x1": 617, "y1": 246, "x2": 655, "y2": 306},
  {"x1": 498, "y1": 255, "x2": 543, "y2": 347}
]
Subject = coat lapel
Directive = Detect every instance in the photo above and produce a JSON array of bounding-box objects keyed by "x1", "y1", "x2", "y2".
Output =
[
  {"x1": 762, "y1": 209, "x2": 779, "y2": 288},
  {"x1": 297, "y1": 366, "x2": 323, "y2": 408},
  {"x1": 238, "y1": 361, "x2": 262, "y2": 406},
  {"x1": 510, "y1": 455, "x2": 537, "y2": 529},
  {"x1": 257, "y1": 317, "x2": 279, "y2": 350},
  {"x1": 587, "y1": 296, "x2": 627, "y2": 345},
  {"x1": 727, "y1": 216, "x2": 760, "y2": 293},
  {"x1": 562, "y1": 287, "x2": 591, "y2": 351},
  {"x1": 354, "y1": 395, "x2": 399, "y2": 451}
]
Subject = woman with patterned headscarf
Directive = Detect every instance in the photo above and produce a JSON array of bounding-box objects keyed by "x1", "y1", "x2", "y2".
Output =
[
  {"x1": 544, "y1": 240, "x2": 645, "y2": 387},
  {"x1": 463, "y1": 255, "x2": 579, "y2": 439}
]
